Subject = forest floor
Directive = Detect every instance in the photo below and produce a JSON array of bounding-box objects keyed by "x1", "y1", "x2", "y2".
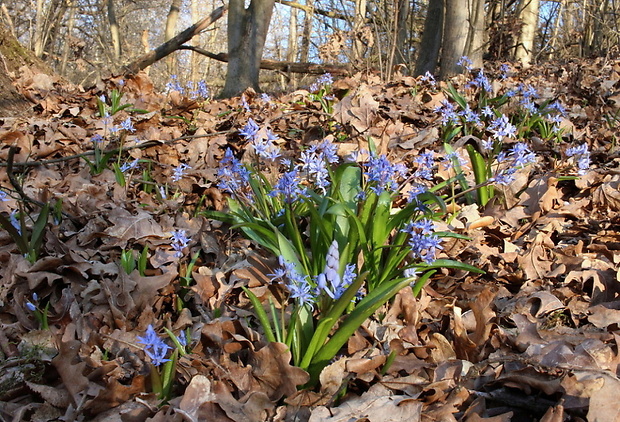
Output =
[{"x1": 0, "y1": 59, "x2": 620, "y2": 422}]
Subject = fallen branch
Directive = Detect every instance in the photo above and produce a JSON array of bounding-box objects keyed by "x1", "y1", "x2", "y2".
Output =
[
  {"x1": 122, "y1": 5, "x2": 227, "y2": 76},
  {"x1": 178, "y1": 45, "x2": 352, "y2": 76}
]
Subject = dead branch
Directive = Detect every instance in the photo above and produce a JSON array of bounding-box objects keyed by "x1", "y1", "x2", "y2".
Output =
[
  {"x1": 122, "y1": 5, "x2": 227, "y2": 76},
  {"x1": 178, "y1": 45, "x2": 352, "y2": 76}
]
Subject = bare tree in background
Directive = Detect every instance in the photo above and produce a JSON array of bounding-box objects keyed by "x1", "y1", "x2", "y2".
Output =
[
  {"x1": 220, "y1": 0, "x2": 275, "y2": 97},
  {"x1": 415, "y1": 0, "x2": 443, "y2": 76},
  {"x1": 515, "y1": 0, "x2": 540, "y2": 65},
  {"x1": 165, "y1": 0, "x2": 182, "y2": 73},
  {"x1": 106, "y1": 0, "x2": 122, "y2": 61}
]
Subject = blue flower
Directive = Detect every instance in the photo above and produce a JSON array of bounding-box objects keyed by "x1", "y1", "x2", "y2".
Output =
[
  {"x1": 240, "y1": 95, "x2": 251, "y2": 112},
  {"x1": 403, "y1": 219, "x2": 442, "y2": 264},
  {"x1": 0, "y1": 190, "x2": 8, "y2": 202},
  {"x1": 467, "y1": 69, "x2": 492, "y2": 92},
  {"x1": 120, "y1": 158, "x2": 139, "y2": 173},
  {"x1": 217, "y1": 149, "x2": 251, "y2": 193},
  {"x1": 510, "y1": 142, "x2": 536, "y2": 167},
  {"x1": 270, "y1": 169, "x2": 305, "y2": 203},
  {"x1": 459, "y1": 105, "x2": 482, "y2": 126},
  {"x1": 420, "y1": 71, "x2": 436, "y2": 87},
  {"x1": 272, "y1": 257, "x2": 316, "y2": 308},
  {"x1": 488, "y1": 115, "x2": 517, "y2": 140},
  {"x1": 166, "y1": 75, "x2": 184, "y2": 94},
  {"x1": 172, "y1": 163, "x2": 191, "y2": 182},
  {"x1": 170, "y1": 229, "x2": 190, "y2": 258},
  {"x1": 137, "y1": 325, "x2": 172, "y2": 367},
  {"x1": 120, "y1": 117, "x2": 135, "y2": 133},
  {"x1": 91, "y1": 134, "x2": 104, "y2": 144},
  {"x1": 457, "y1": 56, "x2": 474, "y2": 71},
  {"x1": 239, "y1": 118, "x2": 260, "y2": 140},
  {"x1": 566, "y1": 144, "x2": 590, "y2": 175},
  {"x1": 365, "y1": 153, "x2": 408, "y2": 194},
  {"x1": 435, "y1": 100, "x2": 459, "y2": 125},
  {"x1": 25, "y1": 301, "x2": 37, "y2": 312},
  {"x1": 490, "y1": 168, "x2": 517, "y2": 186},
  {"x1": 499, "y1": 64, "x2": 510, "y2": 79},
  {"x1": 413, "y1": 151, "x2": 435, "y2": 181}
]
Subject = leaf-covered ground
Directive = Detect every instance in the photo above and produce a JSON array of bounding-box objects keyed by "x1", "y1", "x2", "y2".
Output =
[{"x1": 1, "y1": 59, "x2": 620, "y2": 422}]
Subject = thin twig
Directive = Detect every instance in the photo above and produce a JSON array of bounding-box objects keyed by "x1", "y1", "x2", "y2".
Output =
[{"x1": 0, "y1": 131, "x2": 232, "y2": 168}]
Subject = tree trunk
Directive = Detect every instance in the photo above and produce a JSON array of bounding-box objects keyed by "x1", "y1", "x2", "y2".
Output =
[
  {"x1": 60, "y1": 0, "x2": 77, "y2": 74},
  {"x1": 352, "y1": 0, "x2": 368, "y2": 62},
  {"x1": 415, "y1": 0, "x2": 444, "y2": 76},
  {"x1": 165, "y1": 0, "x2": 182, "y2": 74},
  {"x1": 107, "y1": 0, "x2": 122, "y2": 62},
  {"x1": 515, "y1": 0, "x2": 540, "y2": 65},
  {"x1": 439, "y1": 0, "x2": 468, "y2": 79},
  {"x1": 220, "y1": 0, "x2": 275, "y2": 97},
  {"x1": 464, "y1": 0, "x2": 486, "y2": 68},
  {"x1": 395, "y1": 0, "x2": 410, "y2": 66},
  {"x1": 300, "y1": 0, "x2": 314, "y2": 63}
]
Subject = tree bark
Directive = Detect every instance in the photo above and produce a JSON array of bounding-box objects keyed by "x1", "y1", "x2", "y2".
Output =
[
  {"x1": 464, "y1": 0, "x2": 486, "y2": 68},
  {"x1": 299, "y1": 0, "x2": 314, "y2": 63},
  {"x1": 107, "y1": 0, "x2": 122, "y2": 62},
  {"x1": 165, "y1": 0, "x2": 182, "y2": 74},
  {"x1": 515, "y1": 0, "x2": 540, "y2": 65},
  {"x1": 440, "y1": 0, "x2": 469, "y2": 79},
  {"x1": 220, "y1": 0, "x2": 276, "y2": 97},
  {"x1": 395, "y1": 0, "x2": 410, "y2": 66},
  {"x1": 415, "y1": 0, "x2": 444, "y2": 76}
]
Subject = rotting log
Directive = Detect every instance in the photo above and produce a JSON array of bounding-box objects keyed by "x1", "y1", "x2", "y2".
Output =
[{"x1": 178, "y1": 45, "x2": 352, "y2": 76}]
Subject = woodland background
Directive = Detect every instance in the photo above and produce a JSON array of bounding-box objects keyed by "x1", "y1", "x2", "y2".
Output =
[{"x1": 2, "y1": 0, "x2": 619, "y2": 92}]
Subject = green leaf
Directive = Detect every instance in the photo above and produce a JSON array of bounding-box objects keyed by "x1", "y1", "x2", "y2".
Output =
[
  {"x1": 242, "y1": 287, "x2": 277, "y2": 343},
  {"x1": 307, "y1": 275, "x2": 413, "y2": 381}
]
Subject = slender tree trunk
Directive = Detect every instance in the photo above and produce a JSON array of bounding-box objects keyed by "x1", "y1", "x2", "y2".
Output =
[
  {"x1": 515, "y1": 0, "x2": 540, "y2": 65},
  {"x1": 60, "y1": 0, "x2": 76, "y2": 74},
  {"x1": 165, "y1": 0, "x2": 182, "y2": 74},
  {"x1": 220, "y1": 0, "x2": 275, "y2": 97},
  {"x1": 190, "y1": 0, "x2": 199, "y2": 82},
  {"x1": 395, "y1": 0, "x2": 410, "y2": 66},
  {"x1": 439, "y1": 0, "x2": 468, "y2": 79},
  {"x1": 464, "y1": 0, "x2": 486, "y2": 68},
  {"x1": 33, "y1": 0, "x2": 45, "y2": 57},
  {"x1": 287, "y1": 5, "x2": 298, "y2": 87},
  {"x1": 300, "y1": 0, "x2": 314, "y2": 63},
  {"x1": 415, "y1": 0, "x2": 444, "y2": 76},
  {"x1": 106, "y1": 0, "x2": 121, "y2": 62},
  {"x1": 352, "y1": 0, "x2": 367, "y2": 62}
]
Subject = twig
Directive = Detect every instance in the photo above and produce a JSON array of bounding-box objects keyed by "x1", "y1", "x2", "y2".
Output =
[{"x1": 0, "y1": 130, "x2": 232, "y2": 168}]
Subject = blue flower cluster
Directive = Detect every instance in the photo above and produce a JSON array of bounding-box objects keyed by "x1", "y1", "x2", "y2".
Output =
[
  {"x1": 270, "y1": 258, "x2": 316, "y2": 308},
  {"x1": 270, "y1": 241, "x2": 358, "y2": 308},
  {"x1": 566, "y1": 144, "x2": 591, "y2": 175},
  {"x1": 300, "y1": 140, "x2": 339, "y2": 193},
  {"x1": 490, "y1": 142, "x2": 537, "y2": 186},
  {"x1": 137, "y1": 325, "x2": 172, "y2": 367},
  {"x1": 309, "y1": 73, "x2": 334, "y2": 92},
  {"x1": 402, "y1": 218, "x2": 443, "y2": 264},
  {"x1": 166, "y1": 75, "x2": 210, "y2": 100},
  {"x1": 270, "y1": 168, "x2": 306, "y2": 203},
  {"x1": 365, "y1": 153, "x2": 408, "y2": 194},
  {"x1": 172, "y1": 163, "x2": 191, "y2": 182},
  {"x1": 315, "y1": 240, "x2": 356, "y2": 300},
  {"x1": 217, "y1": 149, "x2": 251, "y2": 194},
  {"x1": 170, "y1": 229, "x2": 190, "y2": 258}
]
